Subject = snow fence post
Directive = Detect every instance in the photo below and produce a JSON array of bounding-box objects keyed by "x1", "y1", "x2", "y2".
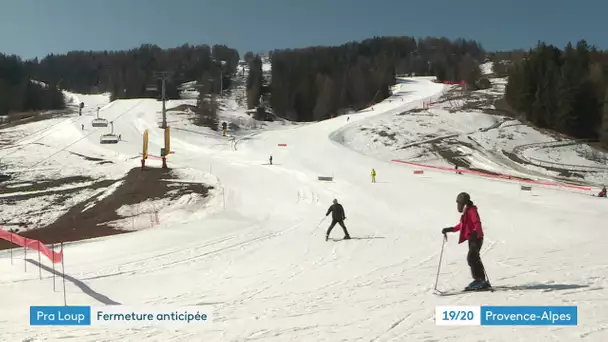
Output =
[
  {"x1": 51, "y1": 243, "x2": 56, "y2": 292},
  {"x1": 9, "y1": 233, "x2": 13, "y2": 265},
  {"x1": 61, "y1": 242, "x2": 67, "y2": 306},
  {"x1": 37, "y1": 247, "x2": 41, "y2": 280}
]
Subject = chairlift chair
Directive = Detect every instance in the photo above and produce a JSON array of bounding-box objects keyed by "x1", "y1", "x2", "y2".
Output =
[
  {"x1": 146, "y1": 81, "x2": 158, "y2": 92},
  {"x1": 99, "y1": 121, "x2": 119, "y2": 144},
  {"x1": 92, "y1": 118, "x2": 109, "y2": 127},
  {"x1": 100, "y1": 134, "x2": 119, "y2": 144},
  {"x1": 91, "y1": 107, "x2": 109, "y2": 127}
]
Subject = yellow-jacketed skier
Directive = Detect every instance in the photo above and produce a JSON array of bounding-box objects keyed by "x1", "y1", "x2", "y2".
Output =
[{"x1": 371, "y1": 168, "x2": 376, "y2": 183}]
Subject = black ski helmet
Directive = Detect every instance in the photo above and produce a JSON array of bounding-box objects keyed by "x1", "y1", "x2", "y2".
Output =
[
  {"x1": 456, "y1": 192, "x2": 470, "y2": 204},
  {"x1": 333, "y1": 198, "x2": 338, "y2": 204}
]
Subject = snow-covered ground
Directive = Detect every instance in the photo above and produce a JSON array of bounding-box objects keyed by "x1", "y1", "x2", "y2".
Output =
[
  {"x1": 340, "y1": 76, "x2": 608, "y2": 186},
  {"x1": 480, "y1": 61, "x2": 494, "y2": 75},
  {"x1": 0, "y1": 64, "x2": 284, "y2": 233},
  {"x1": 523, "y1": 142, "x2": 608, "y2": 169},
  {"x1": 340, "y1": 107, "x2": 502, "y2": 164},
  {"x1": 1, "y1": 76, "x2": 607, "y2": 341}
]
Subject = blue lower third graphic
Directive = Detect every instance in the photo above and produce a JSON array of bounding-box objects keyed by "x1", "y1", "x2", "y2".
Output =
[
  {"x1": 481, "y1": 306, "x2": 577, "y2": 326},
  {"x1": 30, "y1": 306, "x2": 91, "y2": 326}
]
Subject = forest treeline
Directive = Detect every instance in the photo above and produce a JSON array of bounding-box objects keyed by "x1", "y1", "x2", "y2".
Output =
[
  {"x1": 246, "y1": 36, "x2": 485, "y2": 121},
  {"x1": 0, "y1": 54, "x2": 65, "y2": 115},
  {"x1": 29, "y1": 44, "x2": 240, "y2": 102},
  {"x1": 5, "y1": 36, "x2": 608, "y2": 148},
  {"x1": 503, "y1": 40, "x2": 608, "y2": 147},
  {"x1": 0, "y1": 43, "x2": 239, "y2": 122}
]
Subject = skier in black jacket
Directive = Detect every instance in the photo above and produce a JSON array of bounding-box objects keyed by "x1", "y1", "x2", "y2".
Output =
[{"x1": 325, "y1": 199, "x2": 351, "y2": 241}]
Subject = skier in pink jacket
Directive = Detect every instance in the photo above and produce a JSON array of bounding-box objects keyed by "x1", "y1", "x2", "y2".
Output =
[{"x1": 442, "y1": 192, "x2": 489, "y2": 290}]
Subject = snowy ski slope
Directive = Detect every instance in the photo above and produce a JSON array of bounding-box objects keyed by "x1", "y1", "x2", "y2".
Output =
[{"x1": 1, "y1": 78, "x2": 607, "y2": 341}]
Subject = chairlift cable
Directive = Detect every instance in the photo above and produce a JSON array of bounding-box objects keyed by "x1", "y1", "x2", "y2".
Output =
[
  {"x1": 28, "y1": 100, "x2": 142, "y2": 169},
  {"x1": 0, "y1": 113, "x2": 86, "y2": 159}
]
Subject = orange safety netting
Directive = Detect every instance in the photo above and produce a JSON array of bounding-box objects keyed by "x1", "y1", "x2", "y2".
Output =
[
  {"x1": 391, "y1": 159, "x2": 592, "y2": 191},
  {"x1": 0, "y1": 229, "x2": 63, "y2": 263}
]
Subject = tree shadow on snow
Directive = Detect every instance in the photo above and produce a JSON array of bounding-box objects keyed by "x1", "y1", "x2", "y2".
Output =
[{"x1": 494, "y1": 283, "x2": 591, "y2": 292}]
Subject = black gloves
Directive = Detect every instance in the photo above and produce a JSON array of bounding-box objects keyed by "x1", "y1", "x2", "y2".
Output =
[{"x1": 441, "y1": 227, "x2": 453, "y2": 234}]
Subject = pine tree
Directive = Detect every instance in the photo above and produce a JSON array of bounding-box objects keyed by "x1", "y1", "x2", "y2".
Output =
[
  {"x1": 269, "y1": 36, "x2": 486, "y2": 121},
  {"x1": 246, "y1": 55, "x2": 263, "y2": 109},
  {"x1": 194, "y1": 72, "x2": 219, "y2": 131},
  {"x1": 601, "y1": 89, "x2": 608, "y2": 147},
  {"x1": 0, "y1": 53, "x2": 65, "y2": 115},
  {"x1": 504, "y1": 40, "x2": 606, "y2": 140}
]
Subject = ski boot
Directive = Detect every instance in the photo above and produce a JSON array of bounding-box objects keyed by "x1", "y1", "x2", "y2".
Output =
[
  {"x1": 344, "y1": 235, "x2": 351, "y2": 240},
  {"x1": 325, "y1": 234, "x2": 329, "y2": 241},
  {"x1": 464, "y1": 279, "x2": 490, "y2": 291}
]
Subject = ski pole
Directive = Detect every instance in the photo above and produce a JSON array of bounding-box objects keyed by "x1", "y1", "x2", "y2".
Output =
[
  {"x1": 433, "y1": 234, "x2": 447, "y2": 292},
  {"x1": 483, "y1": 265, "x2": 491, "y2": 287},
  {"x1": 311, "y1": 216, "x2": 326, "y2": 233}
]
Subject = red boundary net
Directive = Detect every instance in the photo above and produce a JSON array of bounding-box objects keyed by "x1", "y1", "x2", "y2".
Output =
[
  {"x1": 0, "y1": 229, "x2": 63, "y2": 263},
  {"x1": 391, "y1": 159, "x2": 592, "y2": 191}
]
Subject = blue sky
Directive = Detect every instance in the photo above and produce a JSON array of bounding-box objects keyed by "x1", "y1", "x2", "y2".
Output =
[{"x1": 0, "y1": 0, "x2": 605, "y2": 60}]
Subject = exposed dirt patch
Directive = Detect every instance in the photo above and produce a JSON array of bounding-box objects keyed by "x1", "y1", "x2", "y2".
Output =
[
  {"x1": 0, "y1": 176, "x2": 94, "y2": 194},
  {"x1": 430, "y1": 143, "x2": 469, "y2": 168},
  {"x1": 588, "y1": 142, "x2": 608, "y2": 154},
  {"x1": 377, "y1": 130, "x2": 396, "y2": 140},
  {"x1": 501, "y1": 150, "x2": 585, "y2": 179},
  {"x1": 0, "y1": 167, "x2": 214, "y2": 250}
]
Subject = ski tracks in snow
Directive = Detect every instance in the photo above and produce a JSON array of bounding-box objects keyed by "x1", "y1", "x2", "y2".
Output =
[
  {"x1": 78, "y1": 221, "x2": 304, "y2": 284},
  {"x1": 296, "y1": 187, "x2": 320, "y2": 204}
]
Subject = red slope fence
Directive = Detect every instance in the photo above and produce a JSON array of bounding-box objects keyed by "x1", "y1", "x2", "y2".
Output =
[
  {"x1": 1, "y1": 227, "x2": 69, "y2": 304},
  {"x1": 0, "y1": 229, "x2": 63, "y2": 263},
  {"x1": 391, "y1": 159, "x2": 593, "y2": 191}
]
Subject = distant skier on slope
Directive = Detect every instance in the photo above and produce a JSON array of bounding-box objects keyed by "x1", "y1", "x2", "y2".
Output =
[
  {"x1": 371, "y1": 168, "x2": 376, "y2": 183},
  {"x1": 325, "y1": 199, "x2": 351, "y2": 241},
  {"x1": 441, "y1": 192, "x2": 489, "y2": 291},
  {"x1": 598, "y1": 186, "x2": 606, "y2": 197},
  {"x1": 269, "y1": 155, "x2": 273, "y2": 165}
]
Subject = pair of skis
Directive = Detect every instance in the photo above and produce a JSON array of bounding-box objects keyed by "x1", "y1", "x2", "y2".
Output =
[
  {"x1": 434, "y1": 233, "x2": 495, "y2": 296},
  {"x1": 434, "y1": 285, "x2": 495, "y2": 296}
]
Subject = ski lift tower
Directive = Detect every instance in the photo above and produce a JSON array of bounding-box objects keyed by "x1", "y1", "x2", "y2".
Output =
[
  {"x1": 213, "y1": 59, "x2": 227, "y2": 97},
  {"x1": 150, "y1": 71, "x2": 170, "y2": 168}
]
